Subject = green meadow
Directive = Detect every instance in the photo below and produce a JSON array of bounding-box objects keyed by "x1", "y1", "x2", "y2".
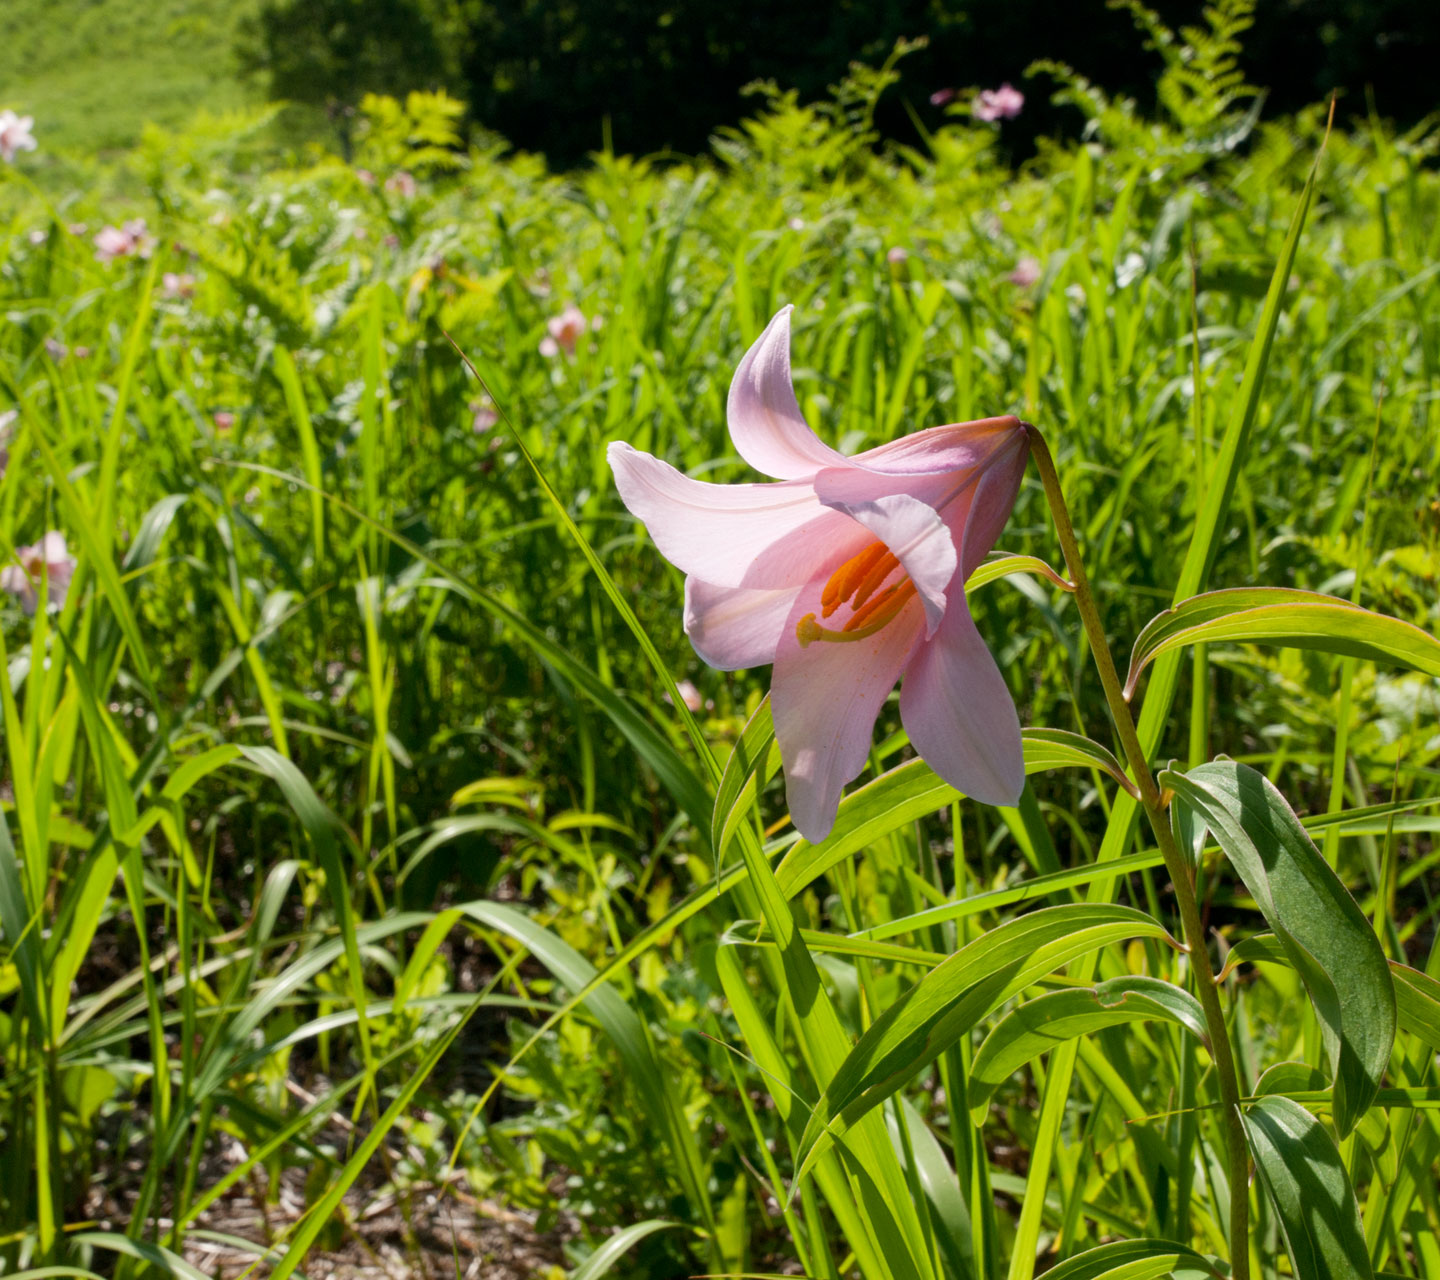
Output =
[
  {"x1": 0, "y1": 0, "x2": 266, "y2": 154},
  {"x1": 0, "y1": 14, "x2": 1437, "y2": 1280}
]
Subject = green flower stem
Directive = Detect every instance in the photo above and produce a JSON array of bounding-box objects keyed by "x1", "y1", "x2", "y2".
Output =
[{"x1": 1024, "y1": 423, "x2": 1251, "y2": 1279}]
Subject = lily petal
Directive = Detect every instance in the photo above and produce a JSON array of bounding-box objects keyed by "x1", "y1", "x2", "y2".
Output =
[
  {"x1": 609, "y1": 441, "x2": 858, "y2": 588},
  {"x1": 727, "y1": 308, "x2": 848, "y2": 480},
  {"x1": 684, "y1": 579, "x2": 799, "y2": 670},
  {"x1": 899, "y1": 599, "x2": 1024, "y2": 807},
  {"x1": 772, "y1": 581, "x2": 926, "y2": 841},
  {"x1": 811, "y1": 474, "x2": 957, "y2": 635},
  {"x1": 957, "y1": 435, "x2": 1030, "y2": 578},
  {"x1": 850, "y1": 415, "x2": 1026, "y2": 478}
]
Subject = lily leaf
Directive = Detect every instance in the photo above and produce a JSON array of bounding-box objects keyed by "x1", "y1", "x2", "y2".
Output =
[
  {"x1": 790, "y1": 904, "x2": 1177, "y2": 1186},
  {"x1": 966, "y1": 977, "x2": 1207, "y2": 1124},
  {"x1": 1161, "y1": 761, "x2": 1395, "y2": 1136},
  {"x1": 966, "y1": 551, "x2": 1072, "y2": 593},
  {"x1": 1389, "y1": 962, "x2": 1440, "y2": 1054},
  {"x1": 711, "y1": 695, "x2": 781, "y2": 858},
  {"x1": 1038, "y1": 1239, "x2": 1223, "y2": 1280},
  {"x1": 1125, "y1": 587, "x2": 1440, "y2": 699},
  {"x1": 1242, "y1": 1095, "x2": 1374, "y2": 1280}
]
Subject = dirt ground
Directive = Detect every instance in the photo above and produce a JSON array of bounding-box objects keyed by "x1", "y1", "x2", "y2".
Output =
[{"x1": 88, "y1": 1138, "x2": 572, "y2": 1279}]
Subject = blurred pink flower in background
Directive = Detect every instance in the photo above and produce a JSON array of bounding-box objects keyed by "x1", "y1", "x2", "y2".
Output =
[
  {"x1": 385, "y1": 171, "x2": 417, "y2": 198},
  {"x1": 539, "y1": 304, "x2": 595, "y2": 358},
  {"x1": 43, "y1": 338, "x2": 67, "y2": 361},
  {"x1": 666, "y1": 679, "x2": 706, "y2": 713},
  {"x1": 0, "y1": 110, "x2": 37, "y2": 162},
  {"x1": 470, "y1": 398, "x2": 499, "y2": 433},
  {"x1": 94, "y1": 219, "x2": 154, "y2": 263},
  {"x1": 162, "y1": 272, "x2": 196, "y2": 298},
  {"x1": 213, "y1": 412, "x2": 235, "y2": 432},
  {"x1": 974, "y1": 83, "x2": 1025, "y2": 122},
  {"x1": 1008, "y1": 256, "x2": 1042, "y2": 288},
  {"x1": 886, "y1": 246, "x2": 909, "y2": 264},
  {"x1": 609, "y1": 306, "x2": 1030, "y2": 840},
  {"x1": 929, "y1": 88, "x2": 956, "y2": 107},
  {"x1": 2, "y1": 532, "x2": 76, "y2": 614},
  {"x1": 355, "y1": 168, "x2": 376, "y2": 187}
]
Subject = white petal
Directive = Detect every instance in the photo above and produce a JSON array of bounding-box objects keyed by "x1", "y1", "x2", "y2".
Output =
[
  {"x1": 849, "y1": 415, "x2": 1026, "y2": 478},
  {"x1": 684, "y1": 579, "x2": 798, "y2": 670},
  {"x1": 609, "y1": 441, "x2": 859, "y2": 588},
  {"x1": 771, "y1": 580, "x2": 925, "y2": 841},
  {"x1": 900, "y1": 600, "x2": 1023, "y2": 807},
  {"x1": 726, "y1": 307, "x2": 848, "y2": 480}
]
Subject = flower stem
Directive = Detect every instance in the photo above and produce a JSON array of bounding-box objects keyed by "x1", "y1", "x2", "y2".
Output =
[{"x1": 1024, "y1": 423, "x2": 1250, "y2": 1278}]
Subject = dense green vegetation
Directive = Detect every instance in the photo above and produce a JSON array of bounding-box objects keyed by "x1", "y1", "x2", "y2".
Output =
[{"x1": 0, "y1": 13, "x2": 1437, "y2": 1280}]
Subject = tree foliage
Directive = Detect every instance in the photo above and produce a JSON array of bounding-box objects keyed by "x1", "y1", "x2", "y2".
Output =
[{"x1": 237, "y1": 0, "x2": 1439, "y2": 167}]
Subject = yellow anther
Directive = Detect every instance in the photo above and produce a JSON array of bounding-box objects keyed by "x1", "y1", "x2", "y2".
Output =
[
  {"x1": 821, "y1": 542, "x2": 889, "y2": 618},
  {"x1": 848, "y1": 549, "x2": 901, "y2": 611}
]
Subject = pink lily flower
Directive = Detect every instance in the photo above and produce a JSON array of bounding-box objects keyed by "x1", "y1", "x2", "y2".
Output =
[
  {"x1": 609, "y1": 307, "x2": 1029, "y2": 840},
  {"x1": 0, "y1": 110, "x2": 37, "y2": 163},
  {"x1": 2, "y1": 532, "x2": 76, "y2": 614},
  {"x1": 974, "y1": 83, "x2": 1025, "y2": 122}
]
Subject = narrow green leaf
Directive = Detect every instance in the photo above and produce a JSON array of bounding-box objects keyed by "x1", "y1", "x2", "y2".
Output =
[
  {"x1": 236, "y1": 746, "x2": 374, "y2": 1072},
  {"x1": 1242, "y1": 1095, "x2": 1374, "y2": 1280},
  {"x1": 1038, "y1": 1239, "x2": 1223, "y2": 1280},
  {"x1": 712, "y1": 695, "x2": 781, "y2": 857},
  {"x1": 1389, "y1": 963, "x2": 1440, "y2": 1053},
  {"x1": 892, "y1": 1097, "x2": 976, "y2": 1280},
  {"x1": 1017, "y1": 729, "x2": 1137, "y2": 796},
  {"x1": 855, "y1": 849, "x2": 1167, "y2": 943},
  {"x1": 69, "y1": 1232, "x2": 210, "y2": 1280},
  {"x1": 272, "y1": 345, "x2": 326, "y2": 560},
  {"x1": 966, "y1": 551, "x2": 1072, "y2": 594},
  {"x1": 1162, "y1": 761, "x2": 1395, "y2": 1136},
  {"x1": 571, "y1": 1221, "x2": 683, "y2": 1280},
  {"x1": 966, "y1": 977, "x2": 1207, "y2": 1124},
  {"x1": 793, "y1": 905, "x2": 1176, "y2": 1182},
  {"x1": 1125, "y1": 588, "x2": 1440, "y2": 699}
]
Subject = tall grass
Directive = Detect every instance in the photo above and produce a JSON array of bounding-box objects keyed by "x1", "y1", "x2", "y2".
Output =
[{"x1": 0, "y1": 22, "x2": 1437, "y2": 1280}]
